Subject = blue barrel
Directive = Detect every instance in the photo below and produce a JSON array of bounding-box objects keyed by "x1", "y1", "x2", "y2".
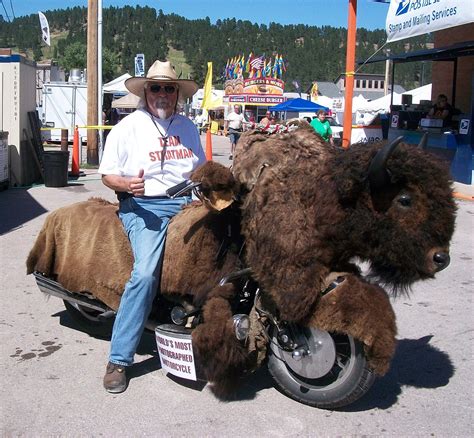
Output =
[{"x1": 43, "y1": 151, "x2": 70, "y2": 187}]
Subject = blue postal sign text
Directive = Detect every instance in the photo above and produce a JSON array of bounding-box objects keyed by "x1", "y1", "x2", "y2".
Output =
[{"x1": 386, "y1": 0, "x2": 474, "y2": 42}]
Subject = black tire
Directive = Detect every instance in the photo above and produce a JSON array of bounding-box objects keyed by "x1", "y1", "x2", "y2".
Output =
[
  {"x1": 63, "y1": 300, "x2": 114, "y2": 338},
  {"x1": 267, "y1": 327, "x2": 375, "y2": 409}
]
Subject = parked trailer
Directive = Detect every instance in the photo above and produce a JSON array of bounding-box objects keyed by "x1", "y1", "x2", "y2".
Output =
[{"x1": 39, "y1": 82, "x2": 88, "y2": 142}]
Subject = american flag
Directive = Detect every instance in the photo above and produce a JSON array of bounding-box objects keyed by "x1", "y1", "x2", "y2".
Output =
[{"x1": 250, "y1": 56, "x2": 264, "y2": 70}]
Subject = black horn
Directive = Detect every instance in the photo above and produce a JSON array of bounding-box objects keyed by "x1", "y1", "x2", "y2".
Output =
[
  {"x1": 368, "y1": 136, "x2": 404, "y2": 192},
  {"x1": 418, "y1": 132, "x2": 428, "y2": 149}
]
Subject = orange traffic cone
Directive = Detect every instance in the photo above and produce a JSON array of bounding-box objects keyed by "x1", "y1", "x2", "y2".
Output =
[
  {"x1": 71, "y1": 126, "x2": 80, "y2": 176},
  {"x1": 205, "y1": 128, "x2": 213, "y2": 161}
]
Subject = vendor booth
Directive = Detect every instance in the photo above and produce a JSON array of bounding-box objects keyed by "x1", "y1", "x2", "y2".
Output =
[
  {"x1": 271, "y1": 97, "x2": 329, "y2": 120},
  {"x1": 223, "y1": 54, "x2": 287, "y2": 122},
  {"x1": 352, "y1": 0, "x2": 474, "y2": 184},
  {"x1": 361, "y1": 36, "x2": 473, "y2": 183},
  {"x1": 109, "y1": 92, "x2": 139, "y2": 124}
]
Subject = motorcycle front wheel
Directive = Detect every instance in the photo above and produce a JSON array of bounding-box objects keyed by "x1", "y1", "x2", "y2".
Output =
[
  {"x1": 267, "y1": 326, "x2": 375, "y2": 409},
  {"x1": 63, "y1": 300, "x2": 114, "y2": 338}
]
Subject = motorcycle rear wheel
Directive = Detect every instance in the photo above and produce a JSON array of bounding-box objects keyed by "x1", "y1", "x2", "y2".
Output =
[
  {"x1": 267, "y1": 327, "x2": 375, "y2": 409},
  {"x1": 63, "y1": 300, "x2": 114, "y2": 338}
]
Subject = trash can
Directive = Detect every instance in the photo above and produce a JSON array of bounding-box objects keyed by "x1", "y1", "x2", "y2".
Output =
[{"x1": 43, "y1": 151, "x2": 69, "y2": 187}]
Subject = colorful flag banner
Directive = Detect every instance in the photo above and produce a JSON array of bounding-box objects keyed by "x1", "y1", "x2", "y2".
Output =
[{"x1": 250, "y1": 55, "x2": 264, "y2": 70}]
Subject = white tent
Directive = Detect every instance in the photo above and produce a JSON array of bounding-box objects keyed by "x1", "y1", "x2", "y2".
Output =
[
  {"x1": 357, "y1": 84, "x2": 431, "y2": 113},
  {"x1": 312, "y1": 95, "x2": 334, "y2": 110},
  {"x1": 111, "y1": 92, "x2": 140, "y2": 109},
  {"x1": 356, "y1": 93, "x2": 401, "y2": 116},
  {"x1": 405, "y1": 83, "x2": 432, "y2": 104},
  {"x1": 355, "y1": 84, "x2": 432, "y2": 126},
  {"x1": 192, "y1": 88, "x2": 225, "y2": 110},
  {"x1": 352, "y1": 94, "x2": 370, "y2": 111},
  {"x1": 103, "y1": 73, "x2": 132, "y2": 94}
]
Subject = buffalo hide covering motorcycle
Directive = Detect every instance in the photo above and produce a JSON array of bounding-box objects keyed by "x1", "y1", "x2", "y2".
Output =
[{"x1": 27, "y1": 125, "x2": 456, "y2": 408}]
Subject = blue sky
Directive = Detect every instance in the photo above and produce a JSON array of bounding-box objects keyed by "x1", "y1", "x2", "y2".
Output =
[{"x1": 7, "y1": 0, "x2": 390, "y2": 30}]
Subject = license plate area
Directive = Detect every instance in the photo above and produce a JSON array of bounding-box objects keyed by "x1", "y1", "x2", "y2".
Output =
[{"x1": 155, "y1": 324, "x2": 198, "y2": 381}]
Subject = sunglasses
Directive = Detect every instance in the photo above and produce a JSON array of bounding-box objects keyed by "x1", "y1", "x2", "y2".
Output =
[{"x1": 148, "y1": 84, "x2": 177, "y2": 94}]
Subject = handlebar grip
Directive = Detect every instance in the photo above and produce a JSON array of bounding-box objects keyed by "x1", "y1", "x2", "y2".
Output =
[{"x1": 166, "y1": 179, "x2": 196, "y2": 198}]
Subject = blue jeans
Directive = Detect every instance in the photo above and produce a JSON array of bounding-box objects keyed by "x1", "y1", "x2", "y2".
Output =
[{"x1": 109, "y1": 196, "x2": 190, "y2": 366}]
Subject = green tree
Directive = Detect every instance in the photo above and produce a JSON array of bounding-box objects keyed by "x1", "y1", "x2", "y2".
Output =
[
  {"x1": 60, "y1": 41, "x2": 87, "y2": 72},
  {"x1": 102, "y1": 47, "x2": 121, "y2": 82}
]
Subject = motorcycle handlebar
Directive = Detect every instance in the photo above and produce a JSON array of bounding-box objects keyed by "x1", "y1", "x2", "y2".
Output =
[{"x1": 166, "y1": 180, "x2": 201, "y2": 199}]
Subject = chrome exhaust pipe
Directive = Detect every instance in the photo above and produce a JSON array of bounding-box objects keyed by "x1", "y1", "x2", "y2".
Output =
[{"x1": 33, "y1": 272, "x2": 111, "y2": 314}]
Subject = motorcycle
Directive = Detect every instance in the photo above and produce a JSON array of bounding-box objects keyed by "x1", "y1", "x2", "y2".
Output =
[
  {"x1": 30, "y1": 179, "x2": 386, "y2": 410},
  {"x1": 33, "y1": 269, "x2": 376, "y2": 409}
]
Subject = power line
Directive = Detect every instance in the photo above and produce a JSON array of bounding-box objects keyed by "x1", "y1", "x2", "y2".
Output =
[
  {"x1": 0, "y1": 0, "x2": 11, "y2": 22},
  {"x1": 9, "y1": 0, "x2": 15, "y2": 19}
]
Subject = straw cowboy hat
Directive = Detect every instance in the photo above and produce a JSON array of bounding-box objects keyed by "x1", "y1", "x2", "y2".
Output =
[{"x1": 125, "y1": 60, "x2": 198, "y2": 99}]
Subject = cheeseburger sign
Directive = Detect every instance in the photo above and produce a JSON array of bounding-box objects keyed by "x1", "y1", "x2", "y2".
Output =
[{"x1": 224, "y1": 53, "x2": 286, "y2": 105}]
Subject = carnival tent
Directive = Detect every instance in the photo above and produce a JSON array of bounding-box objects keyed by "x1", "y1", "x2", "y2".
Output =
[
  {"x1": 103, "y1": 73, "x2": 132, "y2": 94},
  {"x1": 312, "y1": 95, "x2": 334, "y2": 110},
  {"x1": 354, "y1": 83, "x2": 432, "y2": 125},
  {"x1": 272, "y1": 98, "x2": 329, "y2": 112},
  {"x1": 357, "y1": 84, "x2": 431, "y2": 113},
  {"x1": 111, "y1": 92, "x2": 140, "y2": 109}
]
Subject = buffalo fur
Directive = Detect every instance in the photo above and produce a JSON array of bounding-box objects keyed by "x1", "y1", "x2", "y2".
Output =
[
  {"x1": 192, "y1": 284, "x2": 251, "y2": 398},
  {"x1": 309, "y1": 274, "x2": 397, "y2": 375},
  {"x1": 233, "y1": 127, "x2": 456, "y2": 322},
  {"x1": 26, "y1": 197, "x2": 242, "y2": 311},
  {"x1": 27, "y1": 127, "x2": 456, "y2": 399},
  {"x1": 191, "y1": 160, "x2": 240, "y2": 199},
  {"x1": 26, "y1": 198, "x2": 132, "y2": 310}
]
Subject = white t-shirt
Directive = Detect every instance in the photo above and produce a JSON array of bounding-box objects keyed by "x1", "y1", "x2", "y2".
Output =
[
  {"x1": 226, "y1": 111, "x2": 245, "y2": 130},
  {"x1": 194, "y1": 113, "x2": 205, "y2": 126},
  {"x1": 99, "y1": 108, "x2": 206, "y2": 196}
]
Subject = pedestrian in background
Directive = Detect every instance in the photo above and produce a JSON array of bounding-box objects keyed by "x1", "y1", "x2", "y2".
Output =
[
  {"x1": 260, "y1": 110, "x2": 272, "y2": 126},
  {"x1": 224, "y1": 105, "x2": 246, "y2": 159},
  {"x1": 310, "y1": 109, "x2": 334, "y2": 146}
]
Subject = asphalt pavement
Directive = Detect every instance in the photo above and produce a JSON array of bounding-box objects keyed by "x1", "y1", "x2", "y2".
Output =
[{"x1": 1, "y1": 133, "x2": 473, "y2": 437}]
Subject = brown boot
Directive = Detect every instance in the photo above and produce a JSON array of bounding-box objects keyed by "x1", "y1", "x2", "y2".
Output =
[{"x1": 103, "y1": 362, "x2": 127, "y2": 393}]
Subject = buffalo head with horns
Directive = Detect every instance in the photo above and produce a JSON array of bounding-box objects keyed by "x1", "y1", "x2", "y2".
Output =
[{"x1": 230, "y1": 126, "x2": 456, "y2": 322}]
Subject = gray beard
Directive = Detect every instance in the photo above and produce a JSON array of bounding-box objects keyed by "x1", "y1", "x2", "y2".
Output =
[
  {"x1": 147, "y1": 99, "x2": 174, "y2": 119},
  {"x1": 154, "y1": 107, "x2": 172, "y2": 119}
]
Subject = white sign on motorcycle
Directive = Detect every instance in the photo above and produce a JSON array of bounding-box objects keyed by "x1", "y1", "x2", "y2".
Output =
[{"x1": 156, "y1": 331, "x2": 197, "y2": 381}]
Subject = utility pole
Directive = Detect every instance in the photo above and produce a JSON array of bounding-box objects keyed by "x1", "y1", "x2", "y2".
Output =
[
  {"x1": 97, "y1": 0, "x2": 103, "y2": 160},
  {"x1": 384, "y1": 48, "x2": 391, "y2": 96},
  {"x1": 87, "y1": 0, "x2": 98, "y2": 164},
  {"x1": 342, "y1": 0, "x2": 357, "y2": 149}
]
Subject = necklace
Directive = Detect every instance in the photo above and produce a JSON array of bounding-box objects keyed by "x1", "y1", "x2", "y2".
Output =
[{"x1": 148, "y1": 111, "x2": 175, "y2": 145}]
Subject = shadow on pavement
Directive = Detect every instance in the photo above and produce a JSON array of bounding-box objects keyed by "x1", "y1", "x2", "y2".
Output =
[
  {"x1": 226, "y1": 366, "x2": 275, "y2": 402},
  {"x1": 0, "y1": 189, "x2": 48, "y2": 235},
  {"x1": 51, "y1": 308, "x2": 453, "y2": 408},
  {"x1": 129, "y1": 356, "x2": 162, "y2": 381},
  {"x1": 342, "y1": 335, "x2": 455, "y2": 412}
]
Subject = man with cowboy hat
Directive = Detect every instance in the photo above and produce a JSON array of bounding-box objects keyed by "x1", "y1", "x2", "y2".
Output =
[{"x1": 98, "y1": 60, "x2": 206, "y2": 393}]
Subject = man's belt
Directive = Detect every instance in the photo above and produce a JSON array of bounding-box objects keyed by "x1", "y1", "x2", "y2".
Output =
[
  {"x1": 116, "y1": 191, "x2": 133, "y2": 201},
  {"x1": 115, "y1": 192, "x2": 176, "y2": 201}
]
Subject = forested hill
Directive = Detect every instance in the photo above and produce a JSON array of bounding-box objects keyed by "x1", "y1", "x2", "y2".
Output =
[{"x1": 0, "y1": 5, "x2": 432, "y2": 91}]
